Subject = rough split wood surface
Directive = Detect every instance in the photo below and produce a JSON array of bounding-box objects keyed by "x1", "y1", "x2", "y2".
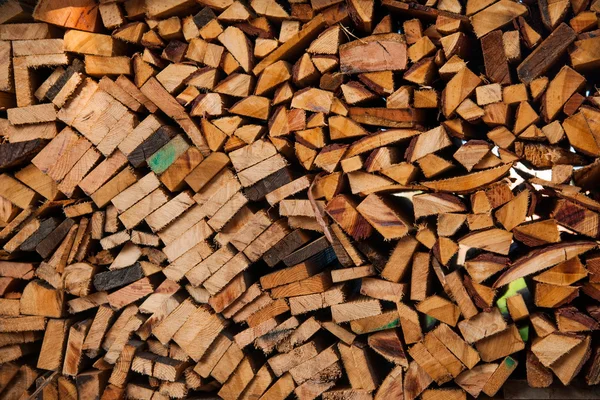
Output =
[{"x1": 1, "y1": 0, "x2": 600, "y2": 398}]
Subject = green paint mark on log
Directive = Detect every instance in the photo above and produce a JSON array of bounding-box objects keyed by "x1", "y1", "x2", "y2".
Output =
[
  {"x1": 380, "y1": 318, "x2": 400, "y2": 330},
  {"x1": 148, "y1": 135, "x2": 189, "y2": 175},
  {"x1": 518, "y1": 325, "x2": 529, "y2": 342},
  {"x1": 496, "y1": 277, "x2": 528, "y2": 317},
  {"x1": 423, "y1": 315, "x2": 437, "y2": 331},
  {"x1": 505, "y1": 356, "x2": 517, "y2": 367}
]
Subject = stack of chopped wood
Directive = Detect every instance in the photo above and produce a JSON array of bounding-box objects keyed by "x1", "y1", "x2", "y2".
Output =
[{"x1": 2, "y1": 0, "x2": 600, "y2": 398}]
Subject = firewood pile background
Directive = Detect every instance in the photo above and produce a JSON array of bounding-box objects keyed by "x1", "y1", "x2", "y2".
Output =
[{"x1": 2, "y1": 0, "x2": 600, "y2": 398}]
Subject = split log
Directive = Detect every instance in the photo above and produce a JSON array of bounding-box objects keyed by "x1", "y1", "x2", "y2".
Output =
[{"x1": 1, "y1": 0, "x2": 600, "y2": 397}]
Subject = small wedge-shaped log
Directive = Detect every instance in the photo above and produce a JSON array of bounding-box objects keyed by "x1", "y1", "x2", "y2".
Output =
[
  {"x1": 475, "y1": 324, "x2": 525, "y2": 362},
  {"x1": 531, "y1": 332, "x2": 584, "y2": 367},
  {"x1": 326, "y1": 195, "x2": 373, "y2": 241},
  {"x1": 408, "y1": 341, "x2": 452, "y2": 385},
  {"x1": 543, "y1": 67, "x2": 585, "y2": 122},
  {"x1": 407, "y1": 126, "x2": 452, "y2": 162},
  {"x1": 513, "y1": 219, "x2": 561, "y2": 247},
  {"x1": 555, "y1": 307, "x2": 599, "y2": 332},
  {"x1": 416, "y1": 295, "x2": 460, "y2": 326},
  {"x1": 535, "y1": 282, "x2": 579, "y2": 308},
  {"x1": 442, "y1": 67, "x2": 481, "y2": 117},
  {"x1": 368, "y1": 329, "x2": 408, "y2": 367},
  {"x1": 356, "y1": 194, "x2": 412, "y2": 240},
  {"x1": 570, "y1": 37, "x2": 600, "y2": 71},
  {"x1": 455, "y1": 363, "x2": 498, "y2": 397},
  {"x1": 470, "y1": 0, "x2": 527, "y2": 38},
  {"x1": 458, "y1": 308, "x2": 507, "y2": 343},
  {"x1": 495, "y1": 189, "x2": 529, "y2": 231},
  {"x1": 534, "y1": 257, "x2": 588, "y2": 286},
  {"x1": 218, "y1": 26, "x2": 253, "y2": 73},
  {"x1": 551, "y1": 335, "x2": 591, "y2": 385}
]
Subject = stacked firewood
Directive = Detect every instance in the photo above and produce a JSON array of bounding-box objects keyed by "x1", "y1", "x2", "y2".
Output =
[{"x1": 2, "y1": 0, "x2": 600, "y2": 398}]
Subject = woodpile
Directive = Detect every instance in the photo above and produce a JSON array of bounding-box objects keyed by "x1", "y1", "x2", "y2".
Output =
[{"x1": 2, "y1": 0, "x2": 600, "y2": 398}]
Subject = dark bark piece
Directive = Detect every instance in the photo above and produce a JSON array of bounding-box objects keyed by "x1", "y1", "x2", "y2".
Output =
[
  {"x1": 243, "y1": 168, "x2": 293, "y2": 202},
  {"x1": 36, "y1": 218, "x2": 75, "y2": 258},
  {"x1": 93, "y1": 263, "x2": 144, "y2": 292},
  {"x1": 481, "y1": 30, "x2": 511, "y2": 84},
  {"x1": 193, "y1": 7, "x2": 217, "y2": 29},
  {"x1": 516, "y1": 23, "x2": 576, "y2": 83},
  {"x1": 0, "y1": 139, "x2": 47, "y2": 171},
  {"x1": 20, "y1": 217, "x2": 61, "y2": 252},
  {"x1": 127, "y1": 126, "x2": 177, "y2": 168},
  {"x1": 283, "y1": 236, "x2": 331, "y2": 267},
  {"x1": 288, "y1": 248, "x2": 337, "y2": 280},
  {"x1": 46, "y1": 59, "x2": 85, "y2": 101},
  {"x1": 330, "y1": 230, "x2": 355, "y2": 268},
  {"x1": 76, "y1": 370, "x2": 110, "y2": 400},
  {"x1": 163, "y1": 40, "x2": 188, "y2": 63},
  {"x1": 263, "y1": 230, "x2": 312, "y2": 267}
]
